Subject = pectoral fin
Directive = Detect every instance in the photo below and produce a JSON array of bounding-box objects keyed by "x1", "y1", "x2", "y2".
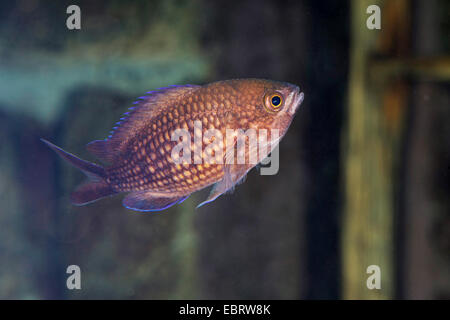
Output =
[
  {"x1": 197, "y1": 164, "x2": 251, "y2": 208},
  {"x1": 123, "y1": 191, "x2": 188, "y2": 212}
]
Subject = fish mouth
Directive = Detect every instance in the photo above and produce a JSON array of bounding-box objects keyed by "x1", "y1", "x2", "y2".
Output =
[{"x1": 287, "y1": 87, "x2": 304, "y2": 116}]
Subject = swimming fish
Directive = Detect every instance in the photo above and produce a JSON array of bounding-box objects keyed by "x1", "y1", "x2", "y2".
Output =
[{"x1": 42, "y1": 79, "x2": 304, "y2": 212}]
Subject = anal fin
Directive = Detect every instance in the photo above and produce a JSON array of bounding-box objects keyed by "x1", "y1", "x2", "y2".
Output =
[
  {"x1": 123, "y1": 191, "x2": 187, "y2": 212},
  {"x1": 71, "y1": 181, "x2": 117, "y2": 206}
]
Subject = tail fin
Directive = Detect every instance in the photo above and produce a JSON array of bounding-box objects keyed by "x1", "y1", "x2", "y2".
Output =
[{"x1": 41, "y1": 138, "x2": 117, "y2": 205}]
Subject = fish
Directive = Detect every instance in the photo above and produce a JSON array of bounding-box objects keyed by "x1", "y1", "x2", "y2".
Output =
[{"x1": 42, "y1": 79, "x2": 304, "y2": 212}]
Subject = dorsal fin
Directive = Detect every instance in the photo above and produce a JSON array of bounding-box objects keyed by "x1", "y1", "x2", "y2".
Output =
[
  {"x1": 86, "y1": 85, "x2": 200, "y2": 163},
  {"x1": 86, "y1": 139, "x2": 114, "y2": 163}
]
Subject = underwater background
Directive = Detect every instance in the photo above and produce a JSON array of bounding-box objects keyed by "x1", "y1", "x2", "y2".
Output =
[{"x1": 0, "y1": 0, "x2": 449, "y2": 299}]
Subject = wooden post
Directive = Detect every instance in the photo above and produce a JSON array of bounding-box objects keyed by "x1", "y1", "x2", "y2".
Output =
[{"x1": 342, "y1": 0, "x2": 394, "y2": 299}]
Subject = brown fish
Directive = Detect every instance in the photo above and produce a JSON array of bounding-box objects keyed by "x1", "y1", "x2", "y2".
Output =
[{"x1": 42, "y1": 79, "x2": 304, "y2": 211}]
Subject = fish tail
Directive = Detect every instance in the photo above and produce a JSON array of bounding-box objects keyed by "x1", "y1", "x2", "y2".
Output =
[{"x1": 41, "y1": 138, "x2": 117, "y2": 205}]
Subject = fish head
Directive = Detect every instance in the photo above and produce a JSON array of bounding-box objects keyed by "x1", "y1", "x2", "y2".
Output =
[
  {"x1": 262, "y1": 80, "x2": 304, "y2": 116},
  {"x1": 232, "y1": 79, "x2": 304, "y2": 134}
]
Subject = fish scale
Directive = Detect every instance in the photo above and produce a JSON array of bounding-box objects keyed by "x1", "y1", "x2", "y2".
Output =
[
  {"x1": 108, "y1": 107, "x2": 228, "y2": 193},
  {"x1": 41, "y1": 79, "x2": 304, "y2": 211}
]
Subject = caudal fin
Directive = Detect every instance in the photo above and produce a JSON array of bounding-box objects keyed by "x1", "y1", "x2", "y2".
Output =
[{"x1": 41, "y1": 138, "x2": 117, "y2": 205}]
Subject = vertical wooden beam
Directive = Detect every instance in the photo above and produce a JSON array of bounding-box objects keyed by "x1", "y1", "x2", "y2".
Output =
[{"x1": 342, "y1": 0, "x2": 394, "y2": 299}]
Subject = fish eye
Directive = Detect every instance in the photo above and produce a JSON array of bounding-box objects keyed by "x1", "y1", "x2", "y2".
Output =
[
  {"x1": 271, "y1": 95, "x2": 281, "y2": 107},
  {"x1": 264, "y1": 92, "x2": 284, "y2": 113}
]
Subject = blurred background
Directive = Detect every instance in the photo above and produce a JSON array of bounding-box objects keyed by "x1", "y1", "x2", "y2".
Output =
[{"x1": 0, "y1": 0, "x2": 448, "y2": 299}]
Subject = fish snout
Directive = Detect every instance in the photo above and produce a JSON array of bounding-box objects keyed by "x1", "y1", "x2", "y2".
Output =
[{"x1": 286, "y1": 87, "x2": 304, "y2": 116}]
